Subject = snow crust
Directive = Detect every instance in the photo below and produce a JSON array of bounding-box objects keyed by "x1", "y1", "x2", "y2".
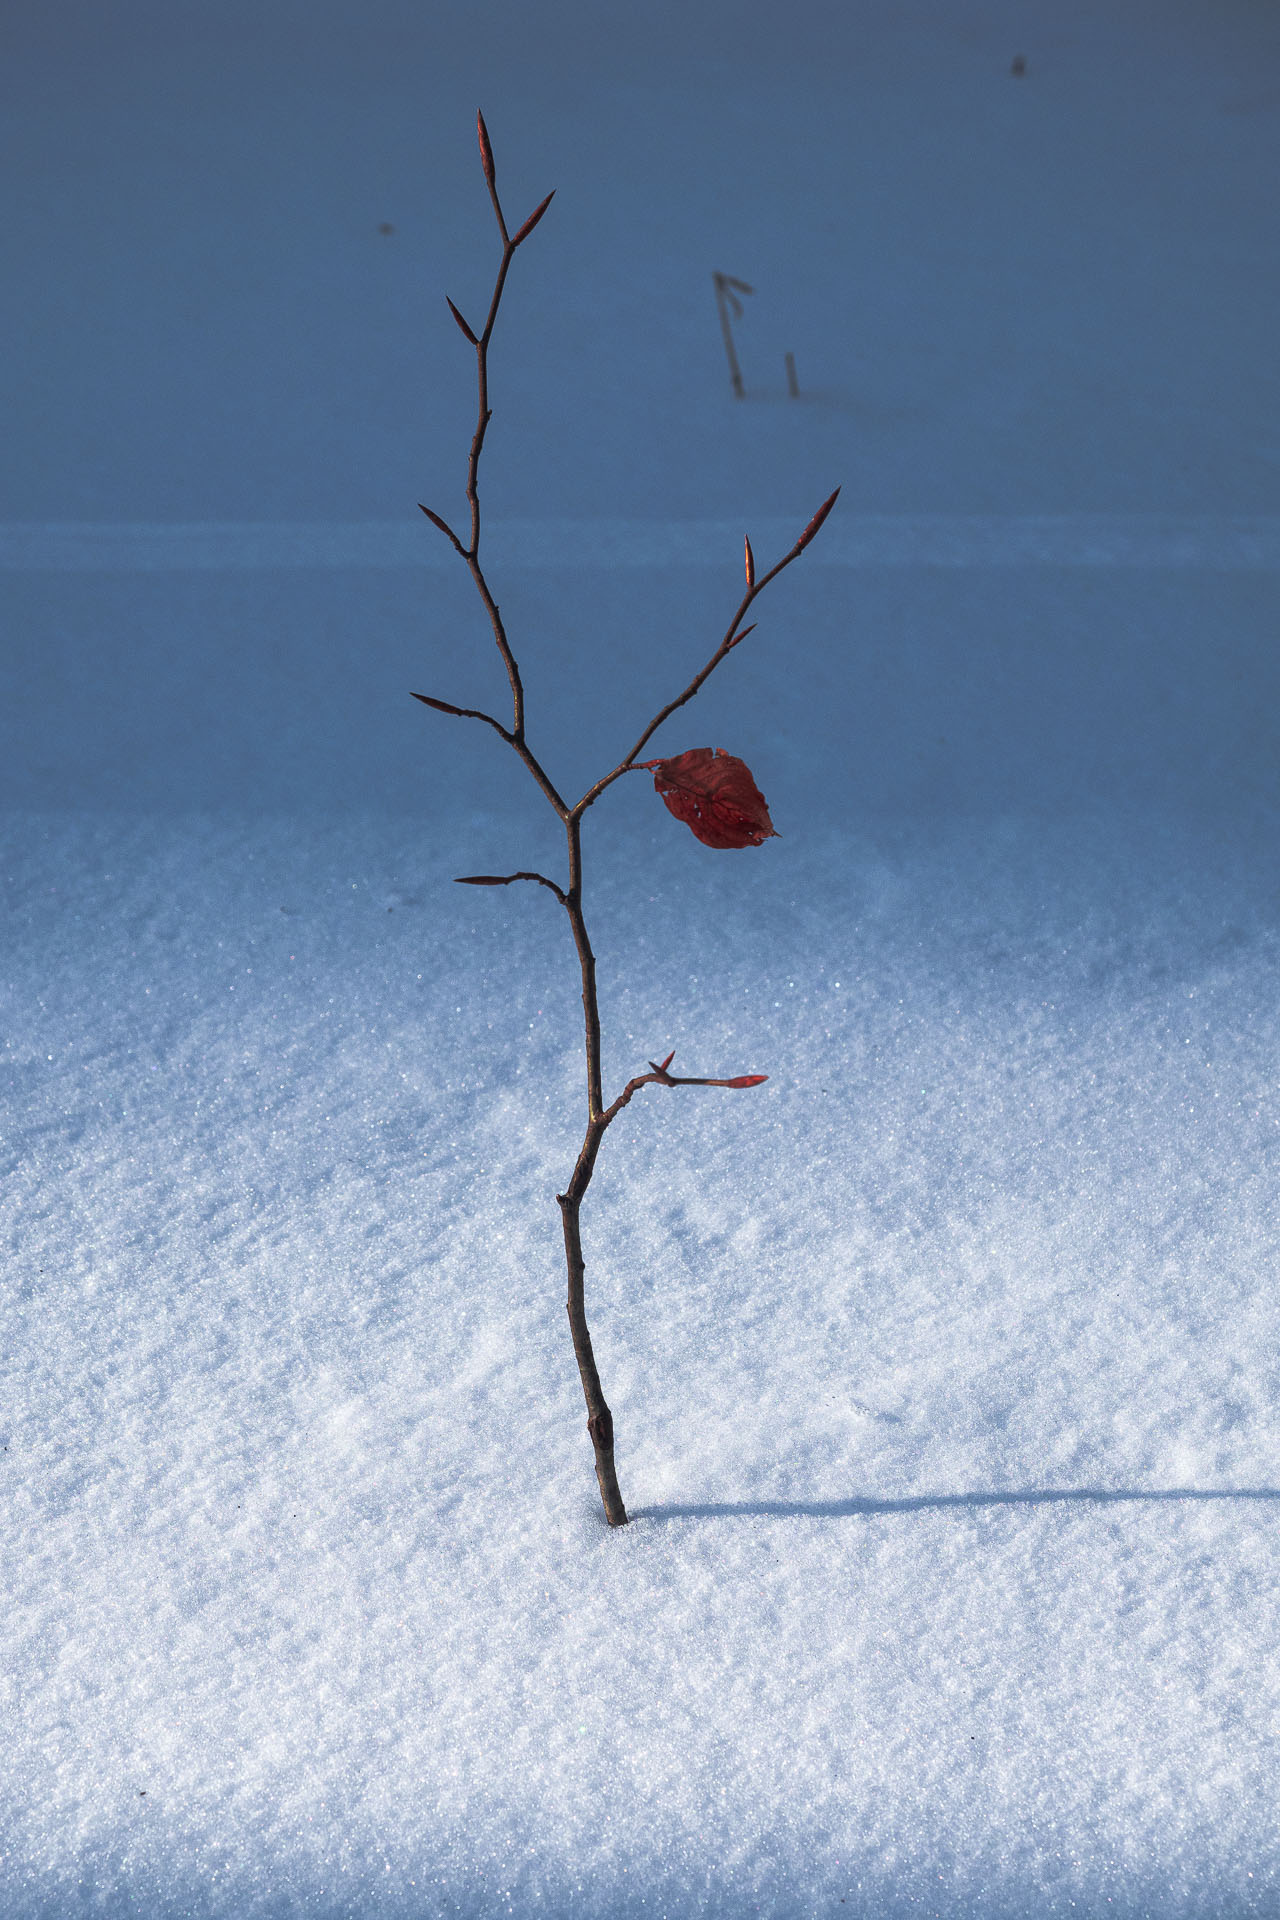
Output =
[
  {"x1": 4, "y1": 0, "x2": 1280, "y2": 1913},
  {"x1": 7, "y1": 810, "x2": 1280, "y2": 1919}
]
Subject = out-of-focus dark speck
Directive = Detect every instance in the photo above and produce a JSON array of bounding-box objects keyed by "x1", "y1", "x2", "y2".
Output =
[
  {"x1": 378, "y1": 222, "x2": 395, "y2": 235},
  {"x1": 1011, "y1": 54, "x2": 1026, "y2": 77}
]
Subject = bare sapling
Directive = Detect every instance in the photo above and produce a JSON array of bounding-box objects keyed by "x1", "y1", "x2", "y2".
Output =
[{"x1": 414, "y1": 115, "x2": 839, "y2": 1527}]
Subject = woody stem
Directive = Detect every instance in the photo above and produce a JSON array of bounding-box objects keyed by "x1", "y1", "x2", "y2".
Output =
[{"x1": 556, "y1": 812, "x2": 628, "y2": 1526}]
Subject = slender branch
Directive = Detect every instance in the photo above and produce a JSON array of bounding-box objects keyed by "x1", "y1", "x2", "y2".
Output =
[
  {"x1": 461, "y1": 261, "x2": 521, "y2": 731},
  {"x1": 411, "y1": 690, "x2": 511, "y2": 740},
  {"x1": 571, "y1": 489, "x2": 840, "y2": 818},
  {"x1": 599, "y1": 1054, "x2": 768, "y2": 1130},
  {"x1": 411, "y1": 688, "x2": 570, "y2": 818},
  {"x1": 454, "y1": 870, "x2": 568, "y2": 906},
  {"x1": 428, "y1": 113, "x2": 560, "y2": 782},
  {"x1": 557, "y1": 1053, "x2": 766, "y2": 1213}
]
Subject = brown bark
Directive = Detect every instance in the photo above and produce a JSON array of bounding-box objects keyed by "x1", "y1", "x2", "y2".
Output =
[
  {"x1": 558, "y1": 1186, "x2": 627, "y2": 1526},
  {"x1": 557, "y1": 817, "x2": 628, "y2": 1522}
]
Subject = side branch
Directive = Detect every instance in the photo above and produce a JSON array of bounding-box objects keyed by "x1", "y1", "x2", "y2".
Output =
[
  {"x1": 419, "y1": 503, "x2": 468, "y2": 556},
  {"x1": 411, "y1": 689, "x2": 512, "y2": 739},
  {"x1": 454, "y1": 870, "x2": 568, "y2": 906},
  {"x1": 599, "y1": 1051, "x2": 768, "y2": 1129},
  {"x1": 572, "y1": 488, "x2": 840, "y2": 817},
  {"x1": 411, "y1": 690, "x2": 571, "y2": 820}
]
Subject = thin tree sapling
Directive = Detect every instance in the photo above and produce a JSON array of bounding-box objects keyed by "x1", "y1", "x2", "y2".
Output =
[{"x1": 413, "y1": 115, "x2": 839, "y2": 1527}]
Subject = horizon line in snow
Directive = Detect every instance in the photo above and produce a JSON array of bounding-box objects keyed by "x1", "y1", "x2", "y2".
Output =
[{"x1": 3, "y1": 514, "x2": 1280, "y2": 572}]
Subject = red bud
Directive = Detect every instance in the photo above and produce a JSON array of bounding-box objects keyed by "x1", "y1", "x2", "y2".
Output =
[
  {"x1": 723, "y1": 1074, "x2": 768, "y2": 1088},
  {"x1": 794, "y1": 486, "x2": 841, "y2": 553},
  {"x1": 412, "y1": 691, "x2": 468, "y2": 716},
  {"x1": 418, "y1": 504, "x2": 456, "y2": 539},
  {"x1": 446, "y1": 297, "x2": 479, "y2": 344},
  {"x1": 477, "y1": 111, "x2": 495, "y2": 185},
  {"x1": 725, "y1": 622, "x2": 757, "y2": 651},
  {"x1": 512, "y1": 190, "x2": 555, "y2": 245},
  {"x1": 455, "y1": 875, "x2": 510, "y2": 886},
  {"x1": 744, "y1": 534, "x2": 756, "y2": 589}
]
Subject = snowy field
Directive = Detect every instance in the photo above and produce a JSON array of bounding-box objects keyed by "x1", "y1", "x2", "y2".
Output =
[{"x1": 4, "y1": 2, "x2": 1280, "y2": 1915}]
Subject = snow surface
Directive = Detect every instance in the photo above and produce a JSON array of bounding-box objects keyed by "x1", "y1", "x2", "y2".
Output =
[{"x1": 4, "y1": 2, "x2": 1280, "y2": 1915}]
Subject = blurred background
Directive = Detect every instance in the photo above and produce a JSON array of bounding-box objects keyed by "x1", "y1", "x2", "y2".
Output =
[{"x1": 3, "y1": 0, "x2": 1278, "y2": 833}]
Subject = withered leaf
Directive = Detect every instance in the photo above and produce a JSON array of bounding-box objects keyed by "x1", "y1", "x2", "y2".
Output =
[{"x1": 643, "y1": 747, "x2": 778, "y2": 850}]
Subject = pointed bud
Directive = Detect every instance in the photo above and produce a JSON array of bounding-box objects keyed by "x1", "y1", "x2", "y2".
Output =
[
  {"x1": 744, "y1": 535, "x2": 756, "y2": 589},
  {"x1": 794, "y1": 486, "x2": 841, "y2": 553},
  {"x1": 455, "y1": 875, "x2": 511, "y2": 886},
  {"x1": 411, "y1": 691, "x2": 468, "y2": 716},
  {"x1": 658, "y1": 1051, "x2": 676, "y2": 1072},
  {"x1": 512, "y1": 190, "x2": 555, "y2": 246},
  {"x1": 725, "y1": 622, "x2": 758, "y2": 651},
  {"x1": 446, "y1": 297, "x2": 479, "y2": 344},
  {"x1": 418, "y1": 504, "x2": 457, "y2": 540},
  {"x1": 477, "y1": 111, "x2": 495, "y2": 185},
  {"x1": 723, "y1": 1074, "x2": 768, "y2": 1088}
]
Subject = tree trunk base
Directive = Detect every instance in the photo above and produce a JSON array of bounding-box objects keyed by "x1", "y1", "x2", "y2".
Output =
[{"x1": 588, "y1": 1409, "x2": 628, "y2": 1526}]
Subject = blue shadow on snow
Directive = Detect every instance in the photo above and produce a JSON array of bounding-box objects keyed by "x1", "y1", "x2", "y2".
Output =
[{"x1": 633, "y1": 1485, "x2": 1280, "y2": 1522}]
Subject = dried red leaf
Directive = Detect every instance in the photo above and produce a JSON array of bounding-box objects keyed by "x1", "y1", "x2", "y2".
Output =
[{"x1": 643, "y1": 747, "x2": 778, "y2": 850}]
